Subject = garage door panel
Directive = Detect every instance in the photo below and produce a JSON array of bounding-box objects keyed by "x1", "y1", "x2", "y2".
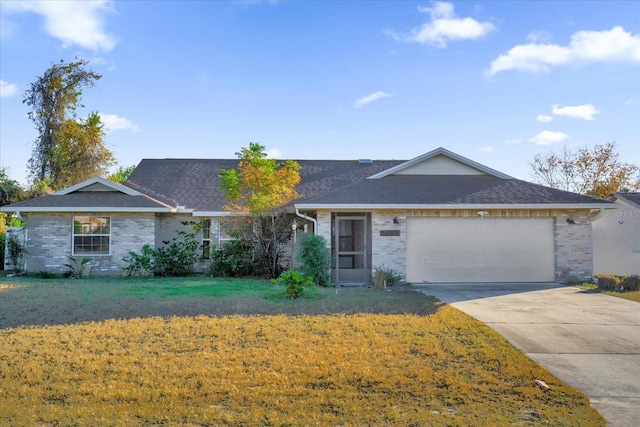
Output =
[{"x1": 407, "y1": 217, "x2": 554, "y2": 283}]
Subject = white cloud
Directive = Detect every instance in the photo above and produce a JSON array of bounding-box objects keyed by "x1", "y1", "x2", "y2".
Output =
[
  {"x1": 488, "y1": 26, "x2": 640, "y2": 75},
  {"x1": 354, "y1": 91, "x2": 392, "y2": 109},
  {"x1": 394, "y1": 1, "x2": 495, "y2": 48},
  {"x1": 526, "y1": 30, "x2": 552, "y2": 44},
  {"x1": 0, "y1": 80, "x2": 18, "y2": 98},
  {"x1": 505, "y1": 138, "x2": 522, "y2": 144},
  {"x1": 528, "y1": 130, "x2": 569, "y2": 145},
  {"x1": 480, "y1": 146, "x2": 493, "y2": 153},
  {"x1": 3, "y1": 0, "x2": 117, "y2": 52},
  {"x1": 100, "y1": 113, "x2": 139, "y2": 132},
  {"x1": 624, "y1": 98, "x2": 636, "y2": 105},
  {"x1": 536, "y1": 114, "x2": 553, "y2": 123},
  {"x1": 551, "y1": 103, "x2": 599, "y2": 120},
  {"x1": 265, "y1": 148, "x2": 282, "y2": 158}
]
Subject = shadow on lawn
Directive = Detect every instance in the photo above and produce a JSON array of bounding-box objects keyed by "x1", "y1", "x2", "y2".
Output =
[{"x1": 0, "y1": 279, "x2": 439, "y2": 329}]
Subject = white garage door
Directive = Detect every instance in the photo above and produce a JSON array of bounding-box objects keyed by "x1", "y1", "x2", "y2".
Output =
[{"x1": 406, "y1": 217, "x2": 555, "y2": 283}]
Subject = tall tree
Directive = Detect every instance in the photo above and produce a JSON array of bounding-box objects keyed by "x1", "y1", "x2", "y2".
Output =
[
  {"x1": 529, "y1": 141, "x2": 640, "y2": 199},
  {"x1": 23, "y1": 58, "x2": 114, "y2": 190},
  {"x1": 108, "y1": 164, "x2": 137, "y2": 183},
  {"x1": 219, "y1": 143, "x2": 301, "y2": 277}
]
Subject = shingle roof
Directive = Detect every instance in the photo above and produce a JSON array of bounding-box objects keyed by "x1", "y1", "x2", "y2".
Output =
[
  {"x1": 124, "y1": 159, "x2": 404, "y2": 211},
  {"x1": 613, "y1": 192, "x2": 640, "y2": 208},
  {"x1": 296, "y1": 175, "x2": 611, "y2": 206},
  {"x1": 3, "y1": 192, "x2": 170, "y2": 211}
]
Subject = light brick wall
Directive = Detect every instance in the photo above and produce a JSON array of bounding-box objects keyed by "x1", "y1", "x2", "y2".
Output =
[
  {"x1": 371, "y1": 210, "x2": 406, "y2": 278},
  {"x1": 317, "y1": 208, "x2": 595, "y2": 284},
  {"x1": 23, "y1": 212, "x2": 155, "y2": 275},
  {"x1": 554, "y1": 210, "x2": 593, "y2": 283}
]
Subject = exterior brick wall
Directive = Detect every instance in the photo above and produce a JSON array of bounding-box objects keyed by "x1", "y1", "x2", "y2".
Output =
[
  {"x1": 554, "y1": 211, "x2": 593, "y2": 283},
  {"x1": 23, "y1": 212, "x2": 155, "y2": 276},
  {"x1": 370, "y1": 210, "x2": 406, "y2": 277},
  {"x1": 315, "y1": 208, "x2": 594, "y2": 284}
]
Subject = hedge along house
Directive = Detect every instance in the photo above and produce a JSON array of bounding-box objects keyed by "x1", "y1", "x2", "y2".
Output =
[{"x1": 2, "y1": 148, "x2": 612, "y2": 283}]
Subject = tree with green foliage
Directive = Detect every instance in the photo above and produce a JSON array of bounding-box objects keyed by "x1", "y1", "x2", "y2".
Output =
[
  {"x1": 0, "y1": 168, "x2": 24, "y2": 208},
  {"x1": 23, "y1": 58, "x2": 114, "y2": 190},
  {"x1": 108, "y1": 164, "x2": 137, "y2": 183},
  {"x1": 219, "y1": 143, "x2": 301, "y2": 278},
  {"x1": 529, "y1": 141, "x2": 640, "y2": 199}
]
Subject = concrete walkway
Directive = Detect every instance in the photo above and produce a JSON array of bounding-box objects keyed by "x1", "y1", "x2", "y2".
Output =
[{"x1": 413, "y1": 283, "x2": 640, "y2": 427}]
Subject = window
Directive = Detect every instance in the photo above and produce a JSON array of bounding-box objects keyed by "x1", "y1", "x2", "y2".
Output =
[
  {"x1": 202, "y1": 219, "x2": 212, "y2": 259},
  {"x1": 73, "y1": 216, "x2": 110, "y2": 255}
]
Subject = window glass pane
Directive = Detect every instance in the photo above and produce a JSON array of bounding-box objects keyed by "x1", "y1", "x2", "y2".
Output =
[{"x1": 73, "y1": 216, "x2": 110, "y2": 255}]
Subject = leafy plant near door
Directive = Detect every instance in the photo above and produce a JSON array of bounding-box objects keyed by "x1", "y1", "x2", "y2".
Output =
[
  {"x1": 373, "y1": 265, "x2": 403, "y2": 290},
  {"x1": 296, "y1": 234, "x2": 332, "y2": 287}
]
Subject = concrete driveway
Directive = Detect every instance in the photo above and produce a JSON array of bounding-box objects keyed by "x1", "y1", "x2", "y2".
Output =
[{"x1": 413, "y1": 283, "x2": 640, "y2": 427}]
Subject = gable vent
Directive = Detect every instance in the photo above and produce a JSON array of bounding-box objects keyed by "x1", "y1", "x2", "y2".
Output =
[{"x1": 358, "y1": 159, "x2": 373, "y2": 164}]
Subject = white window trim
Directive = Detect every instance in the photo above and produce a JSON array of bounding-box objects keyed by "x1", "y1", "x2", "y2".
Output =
[{"x1": 71, "y1": 215, "x2": 112, "y2": 256}]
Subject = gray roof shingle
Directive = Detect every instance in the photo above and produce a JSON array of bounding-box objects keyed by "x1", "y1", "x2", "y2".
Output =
[
  {"x1": 124, "y1": 159, "x2": 404, "y2": 211},
  {"x1": 4, "y1": 192, "x2": 170, "y2": 210},
  {"x1": 297, "y1": 175, "x2": 611, "y2": 206}
]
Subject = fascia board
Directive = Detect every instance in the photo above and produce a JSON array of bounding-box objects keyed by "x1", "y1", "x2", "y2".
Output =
[
  {"x1": 0, "y1": 206, "x2": 175, "y2": 213},
  {"x1": 191, "y1": 211, "x2": 236, "y2": 217},
  {"x1": 294, "y1": 203, "x2": 614, "y2": 210}
]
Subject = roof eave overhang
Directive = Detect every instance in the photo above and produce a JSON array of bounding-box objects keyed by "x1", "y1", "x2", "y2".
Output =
[
  {"x1": 0, "y1": 207, "x2": 175, "y2": 213},
  {"x1": 295, "y1": 203, "x2": 614, "y2": 210}
]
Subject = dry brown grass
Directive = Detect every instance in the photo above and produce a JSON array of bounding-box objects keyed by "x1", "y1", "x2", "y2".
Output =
[{"x1": 0, "y1": 306, "x2": 603, "y2": 426}]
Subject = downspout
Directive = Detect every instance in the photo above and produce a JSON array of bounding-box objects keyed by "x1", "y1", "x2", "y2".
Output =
[{"x1": 295, "y1": 208, "x2": 318, "y2": 235}]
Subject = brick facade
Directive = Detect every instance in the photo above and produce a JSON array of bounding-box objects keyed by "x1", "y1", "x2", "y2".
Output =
[
  {"x1": 316, "y1": 208, "x2": 594, "y2": 284},
  {"x1": 23, "y1": 212, "x2": 156, "y2": 276}
]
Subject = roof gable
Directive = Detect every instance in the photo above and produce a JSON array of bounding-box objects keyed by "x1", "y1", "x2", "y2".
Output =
[
  {"x1": 609, "y1": 193, "x2": 640, "y2": 209},
  {"x1": 55, "y1": 177, "x2": 141, "y2": 196},
  {"x1": 367, "y1": 147, "x2": 512, "y2": 179}
]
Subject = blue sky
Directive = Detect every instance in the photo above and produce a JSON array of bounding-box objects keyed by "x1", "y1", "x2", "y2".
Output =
[{"x1": 1, "y1": 0, "x2": 639, "y2": 186}]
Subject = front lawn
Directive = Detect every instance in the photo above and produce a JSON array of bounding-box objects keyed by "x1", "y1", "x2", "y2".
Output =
[
  {"x1": 0, "y1": 277, "x2": 604, "y2": 426},
  {"x1": 574, "y1": 282, "x2": 640, "y2": 303}
]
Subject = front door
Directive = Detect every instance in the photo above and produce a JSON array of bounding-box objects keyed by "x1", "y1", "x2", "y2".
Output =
[{"x1": 334, "y1": 215, "x2": 368, "y2": 284}]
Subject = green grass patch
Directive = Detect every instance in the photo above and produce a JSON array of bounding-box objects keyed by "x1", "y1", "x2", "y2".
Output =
[{"x1": 574, "y1": 282, "x2": 640, "y2": 303}]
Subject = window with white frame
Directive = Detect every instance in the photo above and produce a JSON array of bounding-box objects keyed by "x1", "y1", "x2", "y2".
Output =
[
  {"x1": 73, "y1": 216, "x2": 110, "y2": 255},
  {"x1": 201, "y1": 219, "x2": 212, "y2": 259},
  {"x1": 218, "y1": 217, "x2": 243, "y2": 247}
]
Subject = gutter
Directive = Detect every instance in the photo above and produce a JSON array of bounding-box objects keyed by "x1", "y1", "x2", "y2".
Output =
[{"x1": 295, "y1": 208, "x2": 318, "y2": 235}]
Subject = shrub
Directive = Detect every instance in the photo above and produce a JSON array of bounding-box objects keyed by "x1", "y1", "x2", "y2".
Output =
[
  {"x1": 122, "y1": 222, "x2": 203, "y2": 277},
  {"x1": 210, "y1": 238, "x2": 256, "y2": 277},
  {"x1": 6, "y1": 232, "x2": 27, "y2": 275},
  {"x1": 297, "y1": 234, "x2": 332, "y2": 287},
  {"x1": 373, "y1": 265, "x2": 403, "y2": 290},
  {"x1": 122, "y1": 244, "x2": 155, "y2": 276},
  {"x1": 594, "y1": 274, "x2": 621, "y2": 291},
  {"x1": 273, "y1": 269, "x2": 315, "y2": 299},
  {"x1": 63, "y1": 256, "x2": 91, "y2": 278},
  {"x1": 34, "y1": 271, "x2": 57, "y2": 279},
  {"x1": 621, "y1": 275, "x2": 640, "y2": 292}
]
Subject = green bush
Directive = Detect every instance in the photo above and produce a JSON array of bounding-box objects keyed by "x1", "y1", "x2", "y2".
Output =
[
  {"x1": 273, "y1": 269, "x2": 315, "y2": 299},
  {"x1": 0, "y1": 233, "x2": 4, "y2": 270},
  {"x1": 296, "y1": 234, "x2": 332, "y2": 287},
  {"x1": 34, "y1": 271, "x2": 57, "y2": 279},
  {"x1": 122, "y1": 222, "x2": 203, "y2": 277},
  {"x1": 211, "y1": 238, "x2": 256, "y2": 277},
  {"x1": 122, "y1": 244, "x2": 155, "y2": 276},
  {"x1": 63, "y1": 256, "x2": 90, "y2": 278},
  {"x1": 595, "y1": 274, "x2": 621, "y2": 291},
  {"x1": 621, "y1": 275, "x2": 640, "y2": 291}
]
